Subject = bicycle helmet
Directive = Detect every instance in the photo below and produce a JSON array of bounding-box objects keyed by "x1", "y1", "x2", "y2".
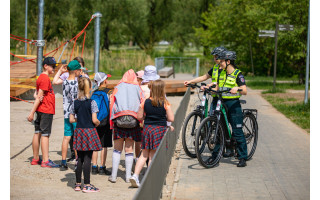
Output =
[
  {"x1": 210, "y1": 46, "x2": 227, "y2": 56},
  {"x1": 216, "y1": 50, "x2": 237, "y2": 61}
]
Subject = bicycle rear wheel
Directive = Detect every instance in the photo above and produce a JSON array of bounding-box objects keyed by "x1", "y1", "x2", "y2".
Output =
[
  {"x1": 195, "y1": 116, "x2": 224, "y2": 168},
  {"x1": 182, "y1": 111, "x2": 203, "y2": 158},
  {"x1": 243, "y1": 112, "x2": 258, "y2": 160}
]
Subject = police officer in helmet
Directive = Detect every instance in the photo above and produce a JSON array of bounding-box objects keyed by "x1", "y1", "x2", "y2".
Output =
[{"x1": 208, "y1": 50, "x2": 248, "y2": 167}]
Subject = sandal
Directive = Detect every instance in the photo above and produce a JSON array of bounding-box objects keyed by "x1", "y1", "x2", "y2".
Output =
[
  {"x1": 74, "y1": 183, "x2": 81, "y2": 191},
  {"x1": 82, "y1": 184, "x2": 100, "y2": 193}
]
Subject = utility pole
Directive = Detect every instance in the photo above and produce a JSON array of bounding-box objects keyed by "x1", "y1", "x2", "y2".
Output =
[
  {"x1": 93, "y1": 12, "x2": 102, "y2": 73},
  {"x1": 272, "y1": 21, "x2": 279, "y2": 92},
  {"x1": 36, "y1": 0, "x2": 45, "y2": 76},
  {"x1": 24, "y1": 0, "x2": 28, "y2": 57},
  {"x1": 304, "y1": 2, "x2": 310, "y2": 104}
]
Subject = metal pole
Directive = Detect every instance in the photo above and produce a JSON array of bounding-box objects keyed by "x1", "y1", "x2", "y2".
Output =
[
  {"x1": 272, "y1": 21, "x2": 279, "y2": 92},
  {"x1": 24, "y1": 0, "x2": 28, "y2": 57},
  {"x1": 304, "y1": 2, "x2": 310, "y2": 104},
  {"x1": 36, "y1": 0, "x2": 45, "y2": 76},
  {"x1": 249, "y1": 40, "x2": 254, "y2": 75},
  {"x1": 155, "y1": 58, "x2": 158, "y2": 69},
  {"x1": 93, "y1": 12, "x2": 102, "y2": 73},
  {"x1": 196, "y1": 58, "x2": 199, "y2": 77}
]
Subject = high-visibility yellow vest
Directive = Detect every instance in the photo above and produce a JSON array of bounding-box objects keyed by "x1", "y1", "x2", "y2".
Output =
[
  {"x1": 219, "y1": 69, "x2": 241, "y2": 99},
  {"x1": 211, "y1": 64, "x2": 220, "y2": 97}
]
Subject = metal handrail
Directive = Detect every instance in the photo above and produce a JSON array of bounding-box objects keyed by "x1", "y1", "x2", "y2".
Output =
[{"x1": 133, "y1": 88, "x2": 191, "y2": 200}]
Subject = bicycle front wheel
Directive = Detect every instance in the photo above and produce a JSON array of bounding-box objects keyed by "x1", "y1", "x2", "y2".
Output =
[
  {"x1": 182, "y1": 111, "x2": 203, "y2": 158},
  {"x1": 243, "y1": 112, "x2": 258, "y2": 160},
  {"x1": 195, "y1": 116, "x2": 224, "y2": 168}
]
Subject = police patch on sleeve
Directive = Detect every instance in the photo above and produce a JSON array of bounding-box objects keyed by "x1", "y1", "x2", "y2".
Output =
[{"x1": 238, "y1": 75, "x2": 245, "y2": 84}]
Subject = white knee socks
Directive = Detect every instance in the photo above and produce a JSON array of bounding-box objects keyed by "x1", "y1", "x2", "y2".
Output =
[
  {"x1": 111, "y1": 149, "x2": 121, "y2": 179},
  {"x1": 125, "y1": 152, "x2": 134, "y2": 180}
]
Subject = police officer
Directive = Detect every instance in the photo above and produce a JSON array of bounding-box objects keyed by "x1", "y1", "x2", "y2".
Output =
[
  {"x1": 184, "y1": 46, "x2": 227, "y2": 90},
  {"x1": 208, "y1": 50, "x2": 248, "y2": 167}
]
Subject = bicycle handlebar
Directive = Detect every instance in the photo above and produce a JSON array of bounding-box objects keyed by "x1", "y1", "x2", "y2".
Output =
[
  {"x1": 186, "y1": 83, "x2": 242, "y2": 94},
  {"x1": 186, "y1": 83, "x2": 203, "y2": 89}
]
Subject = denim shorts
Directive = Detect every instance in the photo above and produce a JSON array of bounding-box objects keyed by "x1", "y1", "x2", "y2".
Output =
[
  {"x1": 34, "y1": 111, "x2": 53, "y2": 137},
  {"x1": 64, "y1": 118, "x2": 77, "y2": 137}
]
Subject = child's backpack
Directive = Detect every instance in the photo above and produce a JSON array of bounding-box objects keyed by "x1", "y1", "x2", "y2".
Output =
[
  {"x1": 115, "y1": 115, "x2": 139, "y2": 128},
  {"x1": 91, "y1": 88, "x2": 111, "y2": 127}
]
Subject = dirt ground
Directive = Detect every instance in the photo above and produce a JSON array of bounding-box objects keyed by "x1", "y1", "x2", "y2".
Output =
[{"x1": 10, "y1": 95, "x2": 182, "y2": 200}]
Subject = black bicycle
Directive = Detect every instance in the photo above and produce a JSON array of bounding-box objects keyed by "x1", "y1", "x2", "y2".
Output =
[
  {"x1": 181, "y1": 83, "x2": 213, "y2": 158},
  {"x1": 195, "y1": 87, "x2": 258, "y2": 168}
]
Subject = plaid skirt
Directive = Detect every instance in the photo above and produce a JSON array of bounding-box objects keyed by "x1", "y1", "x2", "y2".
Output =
[
  {"x1": 141, "y1": 125, "x2": 167, "y2": 150},
  {"x1": 113, "y1": 126, "x2": 142, "y2": 142},
  {"x1": 73, "y1": 128, "x2": 102, "y2": 151}
]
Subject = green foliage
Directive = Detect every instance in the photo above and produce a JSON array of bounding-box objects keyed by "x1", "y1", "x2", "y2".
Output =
[
  {"x1": 194, "y1": 0, "x2": 309, "y2": 78},
  {"x1": 10, "y1": 0, "x2": 308, "y2": 79}
]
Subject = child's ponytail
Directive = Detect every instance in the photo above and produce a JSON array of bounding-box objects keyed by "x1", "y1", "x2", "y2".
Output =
[{"x1": 78, "y1": 77, "x2": 92, "y2": 99}]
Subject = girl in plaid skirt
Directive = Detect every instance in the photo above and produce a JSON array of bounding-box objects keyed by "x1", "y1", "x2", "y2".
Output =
[
  {"x1": 69, "y1": 77, "x2": 102, "y2": 193},
  {"x1": 130, "y1": 80, "x2": 174, "y2": 188}
]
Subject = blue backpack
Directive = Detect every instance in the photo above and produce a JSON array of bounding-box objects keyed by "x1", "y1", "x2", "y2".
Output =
[{"x1": 91, "y1": 88, "x2": 111, "y2": 127}]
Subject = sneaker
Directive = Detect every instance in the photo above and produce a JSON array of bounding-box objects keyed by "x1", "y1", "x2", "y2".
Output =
[
  {"x1": 74, "y1": 183, "x2": 81, "y2": 191},
  {"x1": 60, "y1": 163, "x2": 68, "y2": 171},
  {"x1": 31, "y1": 158, "x2": 42, "y2": 165},
  {"x1": 237, "y1": 159, "x2": 247, "y2": 167},
  {"x1": 99, "y1": 166, "x2": 111, "y2": 175},
  {"x1": 206, "y1": 154, "x2": 219, "y2": 166},
  {"x1": 129, "y1": 176, "x2": 140, "y2": 188},
  {"x1": 82, "y1": 184, "x2": 100, "y2": 193},
  {"x1": 223, "y1": 151, "x2": 234, "y2": 158},
  {"x1": 92, "y1": 165, "x2": 99, "y2": 175},
  {"x1": 126, "y1": 178, "x2": 130, "y2": 183},
  {"x1": 108, "y1": 176, "x2": 116, "y2": 183},
  {"x1": 41, "y1": 159, "x2": 60, "y2": 168}
]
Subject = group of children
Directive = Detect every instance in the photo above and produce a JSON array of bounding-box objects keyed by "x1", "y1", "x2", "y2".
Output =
[{"x1": 28, "y1": 58, "x2": 174, "y2": 193}]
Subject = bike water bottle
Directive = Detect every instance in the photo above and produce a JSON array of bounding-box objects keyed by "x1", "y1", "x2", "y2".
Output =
[{"x1": 216, "y1": 100, "x2": 221, "y2": 111}]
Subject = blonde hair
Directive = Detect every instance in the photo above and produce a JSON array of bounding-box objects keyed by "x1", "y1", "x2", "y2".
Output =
[
  {"x1": 150, "y1": 80, "x2": 168, "y2": 107},
  {"x1": 78, "y1": 77, "x2": 92, "y2": 99}
]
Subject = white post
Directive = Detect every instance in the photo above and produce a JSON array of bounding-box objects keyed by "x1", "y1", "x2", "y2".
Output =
[{"x1": 196, "y1": 58, "x2": 199, "y2": 77}]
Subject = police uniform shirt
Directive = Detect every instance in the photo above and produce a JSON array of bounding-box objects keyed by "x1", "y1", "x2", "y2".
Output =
[
  {"x1": 208, "y1": 68, "x2": 246, "y2": 87},
  {"x1": 207, "y1": 68, "x2": 223, "y2": 77}
]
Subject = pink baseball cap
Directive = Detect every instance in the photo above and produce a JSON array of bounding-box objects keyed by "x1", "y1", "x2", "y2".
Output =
[{"x1": 136, "y1": 70, "x2": 144, "y2": 79}]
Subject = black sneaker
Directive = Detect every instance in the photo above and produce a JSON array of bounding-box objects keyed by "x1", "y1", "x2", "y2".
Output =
[
  {"x1": 223, "y1": 151, "x2": 234, "y2": 157},
  {"x1": 237, "y1": 159, "x2": 247, "y2": 167},
  {"x1": 92, "y1": 165, "x2": 99, "y2": 174},
  {"x1": 99, "y1": 166, "x2": 111, "y2": 175},
  {"x1": 206, "y1": 154, "x2": 219, "y2": 166},
  {"x1": 60, "y1": 163, "x2": 68, "y2": 171}
]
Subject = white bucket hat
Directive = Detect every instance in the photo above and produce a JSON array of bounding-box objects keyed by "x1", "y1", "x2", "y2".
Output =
[{"x1": 142, "y1": 65, "x2": 160, "y2": 83}]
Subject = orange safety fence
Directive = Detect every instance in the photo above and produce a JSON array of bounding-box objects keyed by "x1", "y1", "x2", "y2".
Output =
[{"x1": 10, "y1": 15, "x2": 96, "y2": 66}]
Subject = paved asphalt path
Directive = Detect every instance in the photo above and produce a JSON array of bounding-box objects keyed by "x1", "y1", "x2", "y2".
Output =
[{"x1": 172, "y1": 88, "x2": 310, "y2": 200}]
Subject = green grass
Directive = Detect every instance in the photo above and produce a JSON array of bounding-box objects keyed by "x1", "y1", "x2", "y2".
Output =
[
  {"x1": 262, "y1": 88, "x2": 286, "y2": 94},
  {"x1": 245, "y1": 76, "x2": 299, "y2": 82},
  {"x1": 263, "y1": 95, "x2": 310, "y2": 132},
  {"x1": 247, "y1": 80, "x2": 307, "y2": 90}
]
